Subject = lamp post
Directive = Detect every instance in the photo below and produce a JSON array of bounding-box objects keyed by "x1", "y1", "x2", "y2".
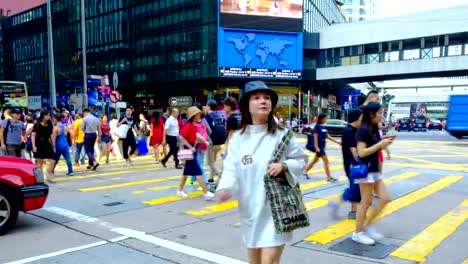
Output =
[
  {"x1": 81, "y1": 0, "x2": 88, "y2": 109},
  {"x1": 46, "y1": 0, "x2": 57, "y2": 108}
]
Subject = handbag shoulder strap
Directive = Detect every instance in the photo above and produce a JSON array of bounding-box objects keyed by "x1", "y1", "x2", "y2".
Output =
[{"x1": 270, "y1": 129, "x2": 293, "y2": 163}]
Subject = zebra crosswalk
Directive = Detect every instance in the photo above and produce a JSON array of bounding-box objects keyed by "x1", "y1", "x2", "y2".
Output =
[{"x1": 48, "y1": 151, "x2": 468, "y2": 263}]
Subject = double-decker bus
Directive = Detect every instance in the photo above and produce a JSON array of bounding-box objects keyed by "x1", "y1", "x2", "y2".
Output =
[{"x1": 0, "y1": 81, "x2": 28, "y2": 109}]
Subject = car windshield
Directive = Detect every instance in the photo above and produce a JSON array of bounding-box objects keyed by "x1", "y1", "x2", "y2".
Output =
[
  {"x1": 415, "y1": 118, "x2": 426, "y2": 124},
  {"x1": 326, "y1": 120, "x2": 344, "y2": 125}
]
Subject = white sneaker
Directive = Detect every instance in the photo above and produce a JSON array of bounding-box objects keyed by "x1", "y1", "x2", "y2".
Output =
[
  {"x1": 352, "y1": 232, "x2": 375, "y2": 245},
  {"x1": 203, "y1": 192, "x2": 215, "y2": 201},
  {"x1": 125, "y1": 161, "x2": 131, "y2": 167},
  {"x1": 177, "y1": 190, "x2": 188, "y2": 199},
  {"x1": 365, "y1": 225, "x2": 384, "y2": 241}
]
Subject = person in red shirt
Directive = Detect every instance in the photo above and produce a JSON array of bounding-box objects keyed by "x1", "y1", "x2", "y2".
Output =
[
  {"x1": 177, "y1": 106, "x2": 215, "y2": 200},
  {"x1": 100, "y1": 115, "x2": 112, "y2": 164},
  {"x1": 150, "y1": 112, "x2": 165, "y2": 163}
]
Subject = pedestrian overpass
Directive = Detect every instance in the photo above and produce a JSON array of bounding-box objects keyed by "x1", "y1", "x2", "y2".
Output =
[{"x1": 304, "y1": 5, "x2": 468, "y2": 82}]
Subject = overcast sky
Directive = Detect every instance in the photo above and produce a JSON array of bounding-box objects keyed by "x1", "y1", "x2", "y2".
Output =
[{"x1": 374, "y1": 0, "x2": 468, "y2": 18}]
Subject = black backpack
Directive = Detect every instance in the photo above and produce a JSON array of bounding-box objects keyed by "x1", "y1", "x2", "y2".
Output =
[{"x1": 206, "y1": 112, "x2": 227, "y2": 145}]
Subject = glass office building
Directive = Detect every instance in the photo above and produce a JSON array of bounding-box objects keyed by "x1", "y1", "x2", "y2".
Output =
[
  {"x1": 340, "y1": 0, "x2": 375, "y2": 23},
  {"x1": 0, "y1": 0, "x2": 344, "y2": 110}
]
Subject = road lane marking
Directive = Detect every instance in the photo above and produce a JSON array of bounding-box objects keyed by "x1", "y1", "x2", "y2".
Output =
[
  {"x1": 5, "y1": 240, "x2": 109, "y2": 264},
  {"x1": 186, "y1": 176, "x2": 347, "y2": 217},
  {"x1": 78, "y1": 176, "x2": 180, "y2": 192},
  {"x1": 40, "y1": 207, "x2": 247, "y2": 264},
  {"x1": 113, "y1": 228, "x2": 247, "y2": 264},
  {"x1": 385, "y1": 162, "x2": 468, "y2": 172},
  {"x1": 142, "y1": 191, "x2": 205, "y2": 205},
  {"x1": 303, "y1": 175, "x2": 463, "y2": 244},
  {"x1": 390, "y1": 199, "x2": 468, "y2": 262},
  {"x1": 305, "y1": 164, "x2": 344, "y2": 174},
  {"x1": 53, "y1": 167, "x2": 166, "y2": 182},
  {"x1": 132, "y1": 184, "x2": 180, "y2": 194},
  {"x1": 303, "y1": 171, "x2": 421, "y2": 211}
]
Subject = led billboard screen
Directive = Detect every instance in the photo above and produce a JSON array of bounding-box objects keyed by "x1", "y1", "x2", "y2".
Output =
[
  {"x1": 218, "y1": 29, "x2": 303, "y2": 79},
  {"x1": 219, "y1": 0, "x2": 303, "y2": 31}
]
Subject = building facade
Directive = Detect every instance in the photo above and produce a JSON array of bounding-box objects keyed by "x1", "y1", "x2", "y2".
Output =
[
  {"x1": 0, "y1": 0, "x2": 345, "y2": 116},
  {"x1": 340, "y1": 0, "x2": 375, "y2": 23}
]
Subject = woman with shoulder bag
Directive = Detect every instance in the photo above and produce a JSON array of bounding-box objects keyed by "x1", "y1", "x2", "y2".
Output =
[
  {"x1": 216, "y1": 81, "x2": 308, "y2": 264},
  {"x1": 352, "y1": 102, "x2": 394, "y2": 245},
  {"x1": 176, "y1": 106, "x2": 215, "y2": 200}
]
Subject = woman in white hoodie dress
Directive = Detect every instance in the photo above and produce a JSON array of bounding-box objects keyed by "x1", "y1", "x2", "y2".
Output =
[{"x1": 216, "y1": 81, "x2": 308, "y2": 264}]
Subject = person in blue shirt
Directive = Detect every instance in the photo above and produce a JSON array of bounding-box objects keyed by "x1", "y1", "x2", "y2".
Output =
[
  {"x1": 329, "y1": 109, "x2": 362, "y2": 219},
  {"x1": 303, "y1": 113, "x2": 341, "y2": 182}
]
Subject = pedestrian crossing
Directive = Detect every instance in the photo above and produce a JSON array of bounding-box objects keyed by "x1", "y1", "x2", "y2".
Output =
[{"x1": 49, "y1": 153, "x2": 468, "y2": 263}]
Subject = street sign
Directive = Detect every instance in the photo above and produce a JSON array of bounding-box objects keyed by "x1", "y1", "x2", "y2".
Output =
[
  {"x1": 339, "y1": 89, "x2": 361, "y2": 96},
  {"x1": 113, "y1": 72, "x2": 118, "y2": 89},
  {"x1": 169, "y1": 97, "x2": 177, "y2": 106},
  {"x1": 109, "y1": 90, "x2": 120, "y2": 103}
]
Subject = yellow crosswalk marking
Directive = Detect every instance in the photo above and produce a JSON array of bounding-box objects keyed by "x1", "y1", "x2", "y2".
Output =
[
  {"x1": 390, "y1": 200, "x2": 468, "y2": 262},
  {"x1": 463, "y1": 258, "x2": 468, "y2": 264},
  {"x1": 386, "y1": 162, "x2": 468, "y2": 172},
  {"x1": 78, "y1": 176, "x2": 180, "y2": 192},
  {"x1": 304, "y1": 175, "x2": 463, "y2": 244},
  {"x1": 132, "y1": 184, "x2": 180, "y2": 194},
  {"x1": 142, "y1": 191, "x2": 204, "y2": 205},
  {"x1": 53, "y1": 167, "x2": 166, "y2": 182},
  {"x1": 186, "y1": 173, "x2": 347, "y2": 217},
  {"x1": 304, "y1": 172, "x2": 421, "y2": 211},
  {"x1": 187, "y1": 200, "x2": 240, "y2": 216},
  {"x1": 306, "y1": 164, "x2": 344, "y2": 174}
]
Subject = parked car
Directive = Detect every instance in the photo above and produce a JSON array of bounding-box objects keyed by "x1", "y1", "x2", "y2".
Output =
[
  {"x1": 427, "y1": 120, "x2": 444, "y2": 130},
  {"x1": 0, "y1": 156, "x2": 49, "y2": 235},
  {"x1": 302, "y1": 119, "x2": 347, "y2": 136},
  {"x1": 396, "y1": 119, "x2": 416, "y2": 131},
  {"x1": 413, "y1": 118, "x2": 427, "y2": 132}
]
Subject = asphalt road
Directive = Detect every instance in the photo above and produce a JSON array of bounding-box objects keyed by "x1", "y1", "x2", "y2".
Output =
[{"x1": 1, "y1": 132, "x2": 467, "y2": 264}]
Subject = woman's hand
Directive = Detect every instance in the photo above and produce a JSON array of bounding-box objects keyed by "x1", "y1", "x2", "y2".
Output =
[
  {"x1": 268, "y1": 162, "x2": 283, "y2": 177},
  {"x1": 190, "y1": 147, "x2": 196, "y2": 153},
  {"x1": 379, "y1": 138, "x2": 393, "y2": 148},
  {"x1": 216, "y1": 190, "x2": 232, "y2": 202},
  {"x1": 32, "y1": 146, "x2": 37, "y2": 152}
]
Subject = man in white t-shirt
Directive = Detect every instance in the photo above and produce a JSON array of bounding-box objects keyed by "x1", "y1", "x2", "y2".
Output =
[{"x1": 161, "y1": 108, "x2": 181, "y2": 169}]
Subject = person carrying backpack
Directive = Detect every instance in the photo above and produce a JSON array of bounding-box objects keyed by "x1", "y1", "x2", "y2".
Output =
[
  {"x1": 204, "y1": 100, "x2": 227, "y2": 182},
  {"x1": 0, "y1": 108, "x2": 26, "y2": 157}
]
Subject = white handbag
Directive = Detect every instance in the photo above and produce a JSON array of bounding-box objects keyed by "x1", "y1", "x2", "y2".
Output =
[{"x1": 113, "y1": 124, "x2": 129, "y2": 139}]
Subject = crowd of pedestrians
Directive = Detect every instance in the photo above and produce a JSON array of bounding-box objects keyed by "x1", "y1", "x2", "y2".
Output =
[{"x1": 0, "y1": 83, "x2": 396, "y2": 263}]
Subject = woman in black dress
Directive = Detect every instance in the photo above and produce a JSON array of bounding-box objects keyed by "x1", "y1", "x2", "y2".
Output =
[{"x1": 31, "y1": 110, "x2": 56, "y2": 182}]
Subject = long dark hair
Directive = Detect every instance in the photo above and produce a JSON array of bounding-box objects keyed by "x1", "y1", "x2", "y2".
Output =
[
  {"x1": 152, "y1": 111, "x2": 161, "y2": 126},
  {"x1": 362, "y1": 102, "x2": 382, "y2": 136},
  {"x1": 37, "y1": 110, "x2": 50, "y2": 124},
  {"x1": 240, "y1": 97, "x2": 281, "y2": 134}
]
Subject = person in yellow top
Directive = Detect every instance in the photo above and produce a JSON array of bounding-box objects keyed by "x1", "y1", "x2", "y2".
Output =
[{"x1": 73, "y1": 113, "x2": 86, "y2": 166}]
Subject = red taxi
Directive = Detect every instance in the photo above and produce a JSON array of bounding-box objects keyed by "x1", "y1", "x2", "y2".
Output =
[{"x1": 0, "y1": 156, "x2": 48, "y2": 235}]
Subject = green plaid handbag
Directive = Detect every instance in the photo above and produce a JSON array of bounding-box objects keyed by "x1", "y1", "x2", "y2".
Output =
[{"x1": 264, "y1": 130, "x2": 310, "y2": 233}]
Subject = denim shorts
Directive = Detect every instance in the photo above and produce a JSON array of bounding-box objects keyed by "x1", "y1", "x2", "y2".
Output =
[{"x1": 101, "y1": 135, "x2": 112, "y2": 144}]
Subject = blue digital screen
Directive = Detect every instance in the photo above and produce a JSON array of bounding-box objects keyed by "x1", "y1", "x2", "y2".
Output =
[{"x1": 218, "y1": 28, "x2": 303, "y2": 79}]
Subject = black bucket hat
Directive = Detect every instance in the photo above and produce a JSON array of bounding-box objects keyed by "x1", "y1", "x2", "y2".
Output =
[{"x1": 240, "y1": 81, "x2": 279, "y2": 108}]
